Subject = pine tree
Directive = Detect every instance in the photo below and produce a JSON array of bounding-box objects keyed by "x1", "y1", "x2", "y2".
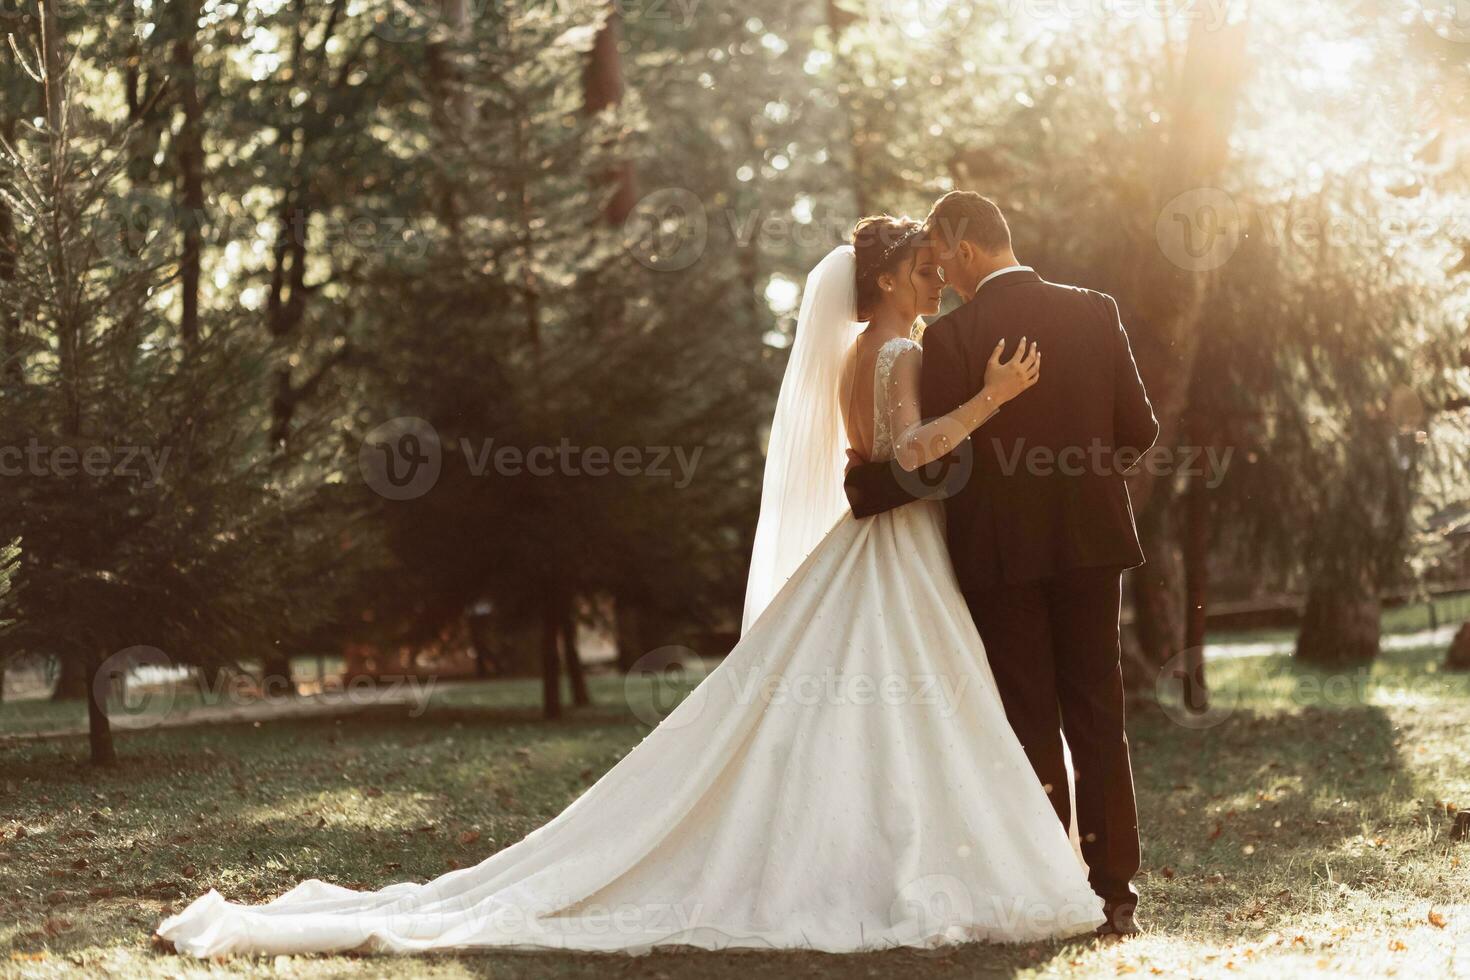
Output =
[
  {"x1": 0, "y1": 2, "x2": 339, "y2": 763},
  {"x1": 343, "y1": 0, "x2": 772, "y2": 718},
  {"x1": 0, "y1": 537, "x2": 18, "y2": 701}
]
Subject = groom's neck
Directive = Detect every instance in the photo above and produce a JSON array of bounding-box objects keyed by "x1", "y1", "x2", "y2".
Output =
[
  {"x1": 955, "y1": 250, "x2": 1021, "y2": 301},
  {"x1": 973, "y1": 250, "x2": 1021, "y2": 282}
]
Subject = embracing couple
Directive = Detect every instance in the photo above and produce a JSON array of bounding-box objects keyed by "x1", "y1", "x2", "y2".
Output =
[{"x1": 157, "y1": 192, "x2": 1158, "y2": 957}]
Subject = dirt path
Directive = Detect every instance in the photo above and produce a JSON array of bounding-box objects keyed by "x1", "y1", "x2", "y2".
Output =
[{"x1": 0, "y1": 682, "x2": 432, "y2": 741}]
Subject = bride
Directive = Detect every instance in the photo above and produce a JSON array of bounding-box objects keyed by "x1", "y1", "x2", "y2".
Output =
[{"x1": 156, "y1": 217, "x2": 1105, "y2": 957}]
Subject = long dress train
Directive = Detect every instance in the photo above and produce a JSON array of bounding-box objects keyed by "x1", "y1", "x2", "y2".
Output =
[{"x1": 157, "y1": 337, "x2": 1105, "y2": 956}]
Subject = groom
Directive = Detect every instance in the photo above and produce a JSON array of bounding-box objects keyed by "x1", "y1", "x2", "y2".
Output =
[{"x1": 845, "y1": 192, "x2": 1158, "y2": 937}]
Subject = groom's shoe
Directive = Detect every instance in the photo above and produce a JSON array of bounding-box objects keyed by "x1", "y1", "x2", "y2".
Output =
[{"x1": 1093, "y1": 903, "x2": 1141, "y2": 940}]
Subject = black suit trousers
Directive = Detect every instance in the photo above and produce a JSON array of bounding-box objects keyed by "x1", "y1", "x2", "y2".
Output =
[{"x1": 963, "y1": 565, "x2": 1141, "y2": 912}]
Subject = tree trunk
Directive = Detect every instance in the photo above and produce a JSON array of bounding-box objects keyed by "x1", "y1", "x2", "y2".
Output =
[
  {"x1": 584, "y1": 3, "x2": 636, "y2": 224},
  {"x1": 468, "y1": 616, "x2": 494, "y2": 678},
  {"x1": 426, "y1": 0, "x2": 472, "y2": 237},
  {"x1": 1125, "y1": 503, "x2": 1185, "y2": 692},
  {"x1": 1111, "y1": 22, "x2": 1250, "y2": 695},
  {"x1": 195, "y1": 662, "x2": 226, "y2": 699},
  {"x1": 1295, "y1": 574, "x2": 1381, "y2": 667},
  {"x1": 0, "y1": 115, "x2": 21, "y2": 388},
  {"x1": 260, "y1": 651, "x2": 296, "y2": 698},
  {"x1": 1178, "y1": 424, "x2": 1213, "y2": 712},
  {"x1": 40, "y1": 0, "x2": 79, "y2": 436},
  {"x1": 541, "y1": 599, "x2": 562, "y2": 720},
  {"x1": 1123, "y1": 17, "x2": 1250, "y2": 514},
  {"x1": 262, "y1": 8, "x2": 361, "y2": 451},
  {"x1": 614, "y1": 595, "x2": 643, "y2": 673},
  {"x1": 86, "y1": 654, "x2": 116, "y2": 766},
  {"x1": 41, "y1": 3, "x2": 95, "y2": 720},
  {"x1": 52, "y1": 654, "x2": 89, "y2": 700},
  {"x1": 1446, "y1": 622, "x2": 1470, "y2": 672},
  {"x1": 511, "y1": 114, "x2": 543, "y2": 364},
  {"x1": 560, "y1": 598, "x2": 591, "y2": 708},
  {"x1": 171, "y1": 0, "x2": 205, "y2": 347}
]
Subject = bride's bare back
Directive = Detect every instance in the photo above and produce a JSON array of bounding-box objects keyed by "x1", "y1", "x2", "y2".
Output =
[{"x1": 838, "y1": 333, "x2": 889, "y2": 461}]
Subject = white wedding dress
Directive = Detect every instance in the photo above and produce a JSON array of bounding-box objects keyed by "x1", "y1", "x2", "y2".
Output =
[{"x1": 157, "y1": 259, "x2": 1106, "y2": 958}]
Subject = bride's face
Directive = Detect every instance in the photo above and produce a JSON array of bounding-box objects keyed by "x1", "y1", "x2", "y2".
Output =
[{"x1": 901, "y1": 246, "x2": 945, "y2": 318}]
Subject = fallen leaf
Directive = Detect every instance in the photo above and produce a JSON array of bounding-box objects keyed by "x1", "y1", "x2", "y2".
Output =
[
  {"x1": 1428, "y1": 909, "x2": 1446, "y2": 929},
  {"x1": 457, "y1": 830, "x2": 481, "y2": 847}
]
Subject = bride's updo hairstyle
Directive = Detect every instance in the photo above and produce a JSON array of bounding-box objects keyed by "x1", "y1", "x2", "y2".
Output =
[{"x1": 851, "y1": 215, "x2": 925, "y2": 323}]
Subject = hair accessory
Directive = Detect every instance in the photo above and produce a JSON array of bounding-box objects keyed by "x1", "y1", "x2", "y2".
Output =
[
  {"x1": 858, "y1": 219, "x2": 924, "y2": 277},
  {"x1": 875, "y1": 222, "x2": 923, "y2": 267}
]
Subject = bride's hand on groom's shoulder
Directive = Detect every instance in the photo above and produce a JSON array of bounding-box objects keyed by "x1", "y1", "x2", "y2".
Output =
[{"x1": 983, "y1": 336, "x2": 1041, "y2": 404}]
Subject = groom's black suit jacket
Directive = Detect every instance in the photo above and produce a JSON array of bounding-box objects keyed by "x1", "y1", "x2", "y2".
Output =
[{"x1": 845, "y1": 269, "x2": 1159, "y2": 593}]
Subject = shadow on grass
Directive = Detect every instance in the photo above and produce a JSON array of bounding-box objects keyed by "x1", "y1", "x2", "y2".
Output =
[
  {"x1": 1125, "y1": 693, "x2": 1415, "y2": 942},
  {"x1": 4, "y1": 663, "x2": 1456, "y2": 978}
]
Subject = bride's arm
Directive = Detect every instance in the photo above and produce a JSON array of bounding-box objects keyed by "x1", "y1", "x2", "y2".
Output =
[{"x1": 887, "y1": 339, "x2": 1039, "y2": 473}]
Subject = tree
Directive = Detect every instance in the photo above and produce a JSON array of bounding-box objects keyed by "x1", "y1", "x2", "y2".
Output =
[
  {"x1": 344, "y1": 0, "x2": 771, "y2": 719},
  {"x1": 0, "y1": 538, "x2": 18, "y2": 702},
  {"x1": 0, "y1": 1, "x2": 333, "y2": 763}
]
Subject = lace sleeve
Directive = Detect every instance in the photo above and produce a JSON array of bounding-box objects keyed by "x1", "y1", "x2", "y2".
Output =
[{"x1": 885, "y1": 341, "x2": 1001, "y2": 473}]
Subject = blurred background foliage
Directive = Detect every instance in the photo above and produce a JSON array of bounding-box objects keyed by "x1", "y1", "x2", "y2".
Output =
[{"x1": 0, "y1": 0, "x2": 1467, "y2": 760}]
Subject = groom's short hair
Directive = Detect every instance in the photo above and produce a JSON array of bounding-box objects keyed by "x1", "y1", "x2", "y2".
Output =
[{"x1": 925, "y1": 191, "x2": 1012, "y2": 254}]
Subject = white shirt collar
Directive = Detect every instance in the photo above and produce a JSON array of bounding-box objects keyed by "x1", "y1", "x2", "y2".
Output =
[{"x1": 977, "y1": 265, "x2": 1034, "y2": 291}]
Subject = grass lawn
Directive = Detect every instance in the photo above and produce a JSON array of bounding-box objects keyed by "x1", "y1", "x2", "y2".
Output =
[{"x1": 1, "y1": 645, "x2": 1467, "y2": 978}]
